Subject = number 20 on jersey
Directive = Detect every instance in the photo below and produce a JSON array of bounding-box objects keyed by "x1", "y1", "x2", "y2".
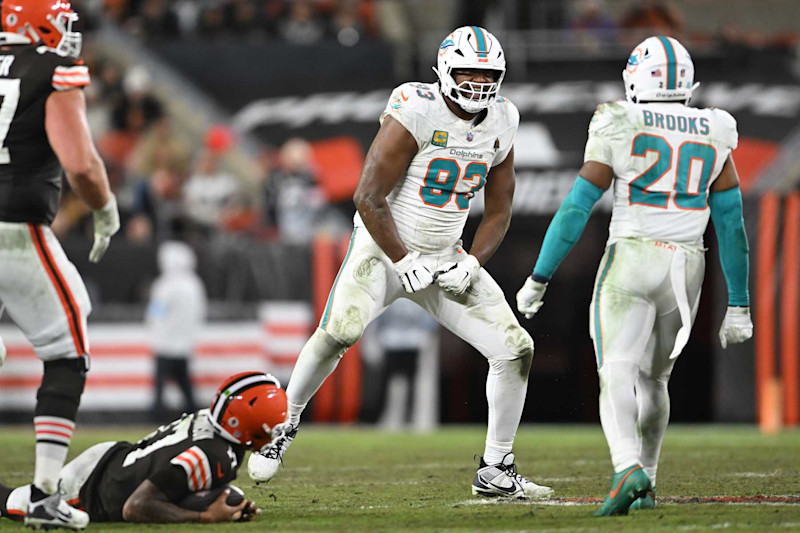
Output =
[{"x1": 630, "y1": 133, "x2": 717, "y2": 210}]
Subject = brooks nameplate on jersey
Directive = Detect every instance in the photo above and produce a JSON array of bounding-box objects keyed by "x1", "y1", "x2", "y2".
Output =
[
  {"x1": 0, "y1": 44, "x2": 90, "y2": 224},
  {"x1": 353, "y1": 81, "x2": 520, "y2": 253},
  {"x1": 584, "y1": 100, "x2": 738, "y2": 246}
]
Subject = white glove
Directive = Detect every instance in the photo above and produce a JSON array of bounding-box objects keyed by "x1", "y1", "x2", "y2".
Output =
[
  {"x1": 516, "y1": 277, "x2": 548, "y2": 319},
  {"x1": 393, "y1": 251, "x2": 433, "y2": 293},
  {"x1": 89, "y1": 195, "x2": 120, "y2": 263},
  {"x1": 435, "y1": 254, "x2": 480, "y2": 296},
  {"x1": 719, "y1": 306, "x2": 753, "y2": 349}
]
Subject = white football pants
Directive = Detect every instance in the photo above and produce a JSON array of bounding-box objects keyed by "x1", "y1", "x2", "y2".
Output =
[
  {"x1": 288, "y1": 227, "x2": 534, "y2": 463},
  {"x1": 0, "y1": 222, "x2": 91, "y2": 360},
  {"x1": 590, "y1": 237, "x2": 705, "y2": 483}
]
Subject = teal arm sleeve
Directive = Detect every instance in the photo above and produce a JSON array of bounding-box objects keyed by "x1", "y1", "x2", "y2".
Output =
[
  {"x1": 533, "y1": 177, "x2": 604, "y2": 280},
  {"x1": 709, "y1": 186, "x2": 750, "y2": 307}
]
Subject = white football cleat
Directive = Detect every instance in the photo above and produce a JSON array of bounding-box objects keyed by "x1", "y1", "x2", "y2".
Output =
[
  {"x1": 25, "y1": 484, "x2": 90, "y2": 530},
  {"x1": 248, "y1": 424, "x2": 297, "y2": 483},
  {"x1": 471, "y1": 453, "x2": 554, "y2": 499}
]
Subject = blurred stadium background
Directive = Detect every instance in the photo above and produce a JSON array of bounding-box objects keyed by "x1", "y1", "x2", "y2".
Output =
[{"x1": 1, "y1": 0, "x2": 799, "y2": 435}]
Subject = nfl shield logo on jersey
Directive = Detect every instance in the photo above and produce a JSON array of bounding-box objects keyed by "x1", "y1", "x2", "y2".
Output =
[{"x1": 466, "y1": 132, "x2": 474, "y2": 142}]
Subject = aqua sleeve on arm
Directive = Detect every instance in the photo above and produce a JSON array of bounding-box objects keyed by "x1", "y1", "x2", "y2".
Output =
[
  {"x1": 532, "y1": 177, "x2": 605, "y2": 281},
  {"x1": 709, "y1": 186, "x2": 750, "y2": 307}
]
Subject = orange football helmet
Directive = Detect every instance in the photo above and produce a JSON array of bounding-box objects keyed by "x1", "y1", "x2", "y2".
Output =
[
  {"x1": 208, "y1": 372, "x2": 288, "y2": 451},
  {"x1": 0, "y1": 0, "x2": 82, "y2": 58}
]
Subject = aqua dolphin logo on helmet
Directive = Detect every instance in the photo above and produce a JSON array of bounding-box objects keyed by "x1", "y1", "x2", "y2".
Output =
[
  {"x1": 433, "y1": 26, "x2": 506, "y2": 114},
  {"x1": 622, "y1": 36, "x2": 699, "y2": 104}
]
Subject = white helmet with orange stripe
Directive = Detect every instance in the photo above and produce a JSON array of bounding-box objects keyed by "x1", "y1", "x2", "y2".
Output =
[
  {"x1": 433, "y1": 26, "x2": 506, "y2": 114},
  {"x1": 622, "y1": 35, "x2": 699, "y2": 104}
]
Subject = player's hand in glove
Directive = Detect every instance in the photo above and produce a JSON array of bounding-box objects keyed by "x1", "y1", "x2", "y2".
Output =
[
  {"x1": 435, "y1": 254, "x2": 480, "y2": 296},
  {"x1": 719, "y1": 306, "x2": 753, "y2": 349},
  {"x1": 89, "y1": 194, "x2": 120, "y2": 263},
  {"x1": 516, "y1": 277, "x2": 548, "y2": 319},
  {"x1": 393, "y1": 251, "x2": 433, "y2": 293}
]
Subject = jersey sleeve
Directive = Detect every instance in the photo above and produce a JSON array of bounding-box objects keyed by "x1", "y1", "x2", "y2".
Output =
[
  {"x1": 379, "y1": 83, "x2": 433, "y2": 149},
  {"x1": 151, "y1": 440, "x2": 238, "y2": 503},
  {"x1": 51, "y1": 58, "x2": 90, "y2": 92},
  {"x1": 493, "y1": 97, "x2": 520, "y2": 166},
  {"x1": 713, "y1": 109, "x2": 738, "y2": 152},
  {"x1": 583, "y1": 103, "x2": 617, "y2": 166}
]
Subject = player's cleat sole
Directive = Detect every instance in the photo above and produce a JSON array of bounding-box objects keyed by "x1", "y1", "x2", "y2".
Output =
[
  {"x1": 630, "y1": 488, "x2": 656, "y2": 510},
  {"x1": 471, "y1": 453, "x2": 554, "y2": 500},
  {"x1": 593, "y1": 464, "x2": 652, "y2": 517},
  {"x1": 24, "y1": 484, "x2": 89, "y2": 530},
  {"x1": 248, "y1": 425, "x2": 297, "y2": 484}
]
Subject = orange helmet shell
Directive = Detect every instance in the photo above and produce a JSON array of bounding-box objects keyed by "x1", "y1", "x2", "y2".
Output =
[
  {"x1": 209, "y1": 372, "x2": 288, "y2": 451},
  {"x1": 1, "y1": 1, "x2": 81, "y2": 57}
]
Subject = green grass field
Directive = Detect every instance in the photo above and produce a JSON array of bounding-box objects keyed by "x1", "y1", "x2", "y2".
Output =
[{"x1": 0, "y1": 425, "x2": 798, "y2": 531}]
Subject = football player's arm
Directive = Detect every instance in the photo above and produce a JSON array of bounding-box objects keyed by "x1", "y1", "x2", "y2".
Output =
[
  {"x1": 709, "y1": 155, "x2": 752, "y2": 347},
  {"x1": 469, "y1": 147, "x2": 516, "y2": 265},
  {"x1": 45, "y1": 89, "x2": 111, "y2": 210},
  {"x1": 122, "y1": 472, "x2": 247, "y2": 523},
  {"x1": 46, "y1": 89, "x2": 120, "y2": 262},
  {"x1": 517, "y1": 161, "x2": 612, "y2": 318},
  {"x1": 532, "y1": 161, "x2": 613, "y2": 281},
  {"x1": 353, "y1": 115, "x2": 417, "y2": 263}
]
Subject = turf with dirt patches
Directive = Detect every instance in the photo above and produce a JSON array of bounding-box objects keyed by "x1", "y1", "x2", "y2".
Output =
[{"x1": 0, "y1": 425, "x2": 798, "y2": 531}]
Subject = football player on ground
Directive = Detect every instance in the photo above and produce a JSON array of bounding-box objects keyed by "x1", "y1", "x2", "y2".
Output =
[
  {"x1": 249, "y1": 26, "x2": 553, "y2": 500},
  {"x1": 0, "y1": 1, "x2": 120, "y2": 529},
  {"x1": 516, "y1": 36, "x2": 753, "y2": 516},
  {"x1": 0, "y1": 372, "x2": 286, "y2": 524}
]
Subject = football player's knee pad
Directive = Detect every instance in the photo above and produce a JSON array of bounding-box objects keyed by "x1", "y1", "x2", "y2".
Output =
[
  {"x1": 504, "y1": 324, "x2": 534, "y2": 362},
  {"x1": 35, "y1": 358, "x2": 87, "y2": 420},
  {"x1": 312, "y1": 328, "x2": 350, "y2": 360},
  {"x1": 322, "y1": 307, "x2": 368, "y2": 348}
]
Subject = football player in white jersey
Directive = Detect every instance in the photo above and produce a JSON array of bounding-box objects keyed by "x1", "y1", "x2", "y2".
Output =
[
  {"x1": 516, "y1": 36, "x2": 753, "y2": 516},
  {"x1": 249, "y1": 26, "x2": 553, "y2": 499}
]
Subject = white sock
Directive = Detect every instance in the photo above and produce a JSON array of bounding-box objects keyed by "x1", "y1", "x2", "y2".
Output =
[
  {"x1": 599, "y1": 361, "x2": 641, "y2": 472},
  {"x1": 483, "y1": 358, "x2": 528, "y2": 466},
  {"x1": 33, "y1": 416, "x2": 75, "y2": 495},
  {"x1": 636, "y1": 373, "x2": 669, "y2": 488},
  {"x1": 286, "y1": 329, "x2": 347, "y2": 427}
]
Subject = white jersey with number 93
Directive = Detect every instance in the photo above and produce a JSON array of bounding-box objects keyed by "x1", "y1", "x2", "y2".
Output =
[{"x1": 353, "y1": 81, "x2": 519, "y2": 254}]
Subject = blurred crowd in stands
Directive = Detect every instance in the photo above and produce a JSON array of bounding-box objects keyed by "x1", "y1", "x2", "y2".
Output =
[{"x1": 54, "y1": 0, "x2": 797, "y2": 253}]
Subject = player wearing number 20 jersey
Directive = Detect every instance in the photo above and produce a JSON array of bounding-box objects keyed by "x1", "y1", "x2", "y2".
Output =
[
  {"x1": 517, "y1": 36, "x2": 752, "y2": 516},
  {"x1": 249, "y1": 26, "x2": 554, "y2": 500},
  {"x1": 586, "y1": 99, "x2": 737, "y2": 246}
]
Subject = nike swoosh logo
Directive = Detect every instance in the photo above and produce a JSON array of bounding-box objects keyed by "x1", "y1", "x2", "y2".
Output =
[
  {"x1": 609, "y1": 466, "x2": 642, "y2": 498},
  {"x1": 57, "y1": 509, "x2": 72, "y2": 520},
  {"x1": 479, "y1": 474, "x2": 514, "y2": 492},
  {"x1": 401, "y1": 91, "x2": 409, "y2": 101}
]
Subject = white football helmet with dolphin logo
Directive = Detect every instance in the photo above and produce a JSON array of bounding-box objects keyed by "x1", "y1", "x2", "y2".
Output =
[
  {"x1": 433, "y1": 26, "x2": 506, "y2": 114},
  {"x1": 623, "y1": 35, "x2": 699, "y2": 104}
]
